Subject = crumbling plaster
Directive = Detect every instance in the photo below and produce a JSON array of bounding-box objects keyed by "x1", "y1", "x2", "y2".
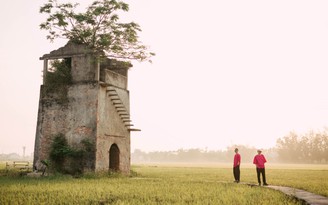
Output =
[{"x1": 34, "y1": 42, "x2": 132, "y2": 174}]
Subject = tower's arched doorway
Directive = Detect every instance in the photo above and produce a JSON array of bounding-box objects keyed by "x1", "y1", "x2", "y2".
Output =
[{"x1": 109, "y1": 144, "x2": 120, "y2": 171}]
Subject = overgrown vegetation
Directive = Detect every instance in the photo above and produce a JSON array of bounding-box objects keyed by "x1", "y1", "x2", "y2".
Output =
[
  {"x1": 49, "y1": 133, "x2": 95, "y2": 175},
  {"x1": 42, "y1": 58, "x2": 72, "y2": 103}
]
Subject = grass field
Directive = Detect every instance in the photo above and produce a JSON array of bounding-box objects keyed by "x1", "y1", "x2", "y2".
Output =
[{"x1": 0, "y1": 163, "x2": 327, "y2": 204}]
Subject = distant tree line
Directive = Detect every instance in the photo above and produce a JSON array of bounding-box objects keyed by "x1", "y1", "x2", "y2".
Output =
[
  {"x1": 276, "y1": 130, "x2": 328, "y2": 163},
  {"x1": 132, "y1": 130, "x2": 328, "y2": 164},
  {"x1": 132, "y1": 145, "x2": 278, "y2": 164}
]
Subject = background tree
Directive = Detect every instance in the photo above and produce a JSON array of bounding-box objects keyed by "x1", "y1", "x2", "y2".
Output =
[
  {"x1": 276, "y1": 130, "x2": 328, "y2": 163},
  {"x1": 276, "y1": 132, "x2": 300, "y2": 163},
  {"x1": 40, "y1": 0, "x2": 154, "y2": 62}
]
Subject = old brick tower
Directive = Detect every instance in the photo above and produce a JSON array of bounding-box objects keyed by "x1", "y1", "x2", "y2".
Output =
[{"x1": 33, "y1": 42, "x2": 139, "y2": 174}]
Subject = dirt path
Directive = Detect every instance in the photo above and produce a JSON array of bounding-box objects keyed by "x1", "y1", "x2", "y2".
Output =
[
  {"x1": 217, "y1": 181, "x2": 328, "y2": 204},
  {"x1": 265, "y1": 185, "x2": 328, "y2": 205}
]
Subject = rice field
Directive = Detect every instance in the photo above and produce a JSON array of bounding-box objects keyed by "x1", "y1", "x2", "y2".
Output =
[{"x1": 0, "y1": 163, "x2": 327, "y2": 204}]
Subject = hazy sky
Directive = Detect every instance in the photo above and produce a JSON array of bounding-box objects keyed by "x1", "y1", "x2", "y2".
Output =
[{"x1": 1, "y1": 0, "x2": 328, "y2": 155}]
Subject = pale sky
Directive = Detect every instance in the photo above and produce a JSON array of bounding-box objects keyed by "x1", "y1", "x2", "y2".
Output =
[{"x1": 1, "y1": 0, "x2": 328, "y2": 155}]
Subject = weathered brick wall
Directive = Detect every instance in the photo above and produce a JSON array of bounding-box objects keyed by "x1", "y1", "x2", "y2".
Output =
[
  {"x1": 34, "y1": 74, "x2": 131, "y2": 174},
  {"x1": 95, "y1": 86, "x2": 130, "y2": 174},
  {"x1": 71, "y1": 55, "x2": 97, "y2": 83},
  {"x1": 33, "y1": 82, "x2": 99, "y2": 170}
]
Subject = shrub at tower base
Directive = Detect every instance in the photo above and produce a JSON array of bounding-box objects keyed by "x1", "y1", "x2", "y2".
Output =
[{"x1": 49, "y1": 133, "x2": 95, "y2": 175}]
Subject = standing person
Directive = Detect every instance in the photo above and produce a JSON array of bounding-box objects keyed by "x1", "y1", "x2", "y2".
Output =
[
  {"x1": 233, "y1": 148, "x2": 241, "y2": 183},
  {"x1": 253, "y1": 149, "x2": 268, "y2": 186}
]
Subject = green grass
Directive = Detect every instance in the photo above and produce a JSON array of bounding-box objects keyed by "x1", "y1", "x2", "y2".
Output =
[
  {"x1": 0, "y1": 163, "x2": 327, "y2": 204},
  {"x1": 266, "y1": 168, "x2": 328, "y2": 197},
  {"x1": 0, "y1": 162, "x2": 8, "y2": 170},
  {"x1": 133, "y1": 163, "x2": 328, "y2": 196}
]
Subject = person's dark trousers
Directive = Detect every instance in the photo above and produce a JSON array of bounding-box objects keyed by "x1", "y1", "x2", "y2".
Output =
[
  {"x1": 256, "y1": 168, "x2": 266, "y2": 185},
  {"x1": 233, "y1": 165, "x2": 240, "y2": 182}
]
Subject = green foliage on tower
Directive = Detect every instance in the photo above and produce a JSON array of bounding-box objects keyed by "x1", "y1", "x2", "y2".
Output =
[{"x1": 42, "y1": 58, "x2": 72, "y2": 103}]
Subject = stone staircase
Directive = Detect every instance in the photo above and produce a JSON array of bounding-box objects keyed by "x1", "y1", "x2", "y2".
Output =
[{"x1": 106, "y1": 86, "x2": 141, "y2": 132}]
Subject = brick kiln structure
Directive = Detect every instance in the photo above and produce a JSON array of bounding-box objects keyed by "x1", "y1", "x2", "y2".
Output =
[{"x1": 33, "y1": 42, "x2": 139, "y2": 174}]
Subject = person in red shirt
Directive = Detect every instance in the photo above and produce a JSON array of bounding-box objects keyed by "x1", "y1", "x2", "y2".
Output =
[
  {"x1": 233, "y1": 148, "x2": 241, "y2": 183},
  {"x1": 253, "y1": 149, "x2": 268, "y2": 186}
]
